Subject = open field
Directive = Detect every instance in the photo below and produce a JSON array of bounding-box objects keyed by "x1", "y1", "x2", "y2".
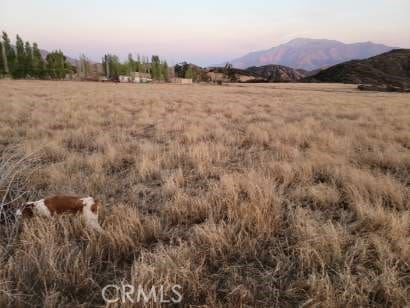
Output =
[{"x1": 0, "y1": 80, "x2": 409, "y2": 307}]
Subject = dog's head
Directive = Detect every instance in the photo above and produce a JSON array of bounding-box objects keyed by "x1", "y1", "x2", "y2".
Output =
[{"x1": 16, "y1": 202, "x2": 35, "y2": 218}]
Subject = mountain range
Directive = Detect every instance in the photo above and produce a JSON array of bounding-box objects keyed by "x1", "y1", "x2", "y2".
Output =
[{"x1": 227, "y1": 38, "x2": 396, "y2": 70}]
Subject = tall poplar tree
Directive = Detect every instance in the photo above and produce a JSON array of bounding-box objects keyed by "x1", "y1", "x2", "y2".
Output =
[
  {"x1": 2, "y1": 32, "x2": 15, "y2": 75},
  {"x1": 136, "y1": 54, "x2": 141, "y2": 73},
  {"x1": 127, "y1": 53, "x2": 135, "y2": 74},
  {"x1": 102, "y1": 54, "x2": 121, "y2": 79},
  {"x1": 163, "y1": 61, "x2": 169, "y2": 82},
  {"x1": 0, "y1": 41, "x2": 4, "y2": 75},
  {"x1": 25, "y1": 41, "x2": 33, "y2": 76},
  {"x1": 151, "y1": 55, "x2": 161, "y2": 80},
  {"x1": 15, "y1": 35, "x2": 26, "y2": 78},
  {"x1": 79, "y1": 54, "x2": 91, "y2": 77},
  {"x1": 32, "y1": 42, "x2": 45, "y2": 78}
]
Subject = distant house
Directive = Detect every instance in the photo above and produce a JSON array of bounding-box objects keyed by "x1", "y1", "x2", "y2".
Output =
[
  {"x1": 132, "y1": 72, "x2": 152, "y2": 83},
  {"x1": 172, "y1": 78, "x2": 193, "y2": 84},
  {"x1": 206, "y1": 71, "x2": 226, "y2": 83},
  {"x1": 118, "y1": 73, "x2": 153, "y2": 83},
  {"x1": 119, "y1": 75, "x2": 130, "y2": 83}
]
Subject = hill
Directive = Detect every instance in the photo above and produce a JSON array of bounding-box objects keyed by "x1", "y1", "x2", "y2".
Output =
[
  {"x1": 306, "y1": 49, "x2": 410, "y2": 89},
  {"x1": 206, "y1": 66, "x2": 264, "y2": 83},
  {"x1": 246, "y1": 64, "x2": 306, "y2": 82},
  {"x1": 228, "y1": 38, "x2": 395, "y2": 70}
]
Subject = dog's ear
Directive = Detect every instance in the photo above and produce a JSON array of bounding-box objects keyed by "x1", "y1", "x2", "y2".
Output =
[
  {"x1": 91, "y1": 199, "x2": 100, "y2": 213},
  {"x1": 22, "y1": 202, "x2": 35, "y2": 217}
]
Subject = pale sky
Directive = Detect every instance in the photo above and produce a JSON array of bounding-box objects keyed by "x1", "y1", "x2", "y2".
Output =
[{"x1": 1, "y1": 0, "x2": 409, "y2": 66}]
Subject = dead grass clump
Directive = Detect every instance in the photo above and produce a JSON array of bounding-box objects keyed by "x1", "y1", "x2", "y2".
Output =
[
  {"x1": 291, "y1": 183, "x2": 341, "y2": 210},
  {"x1": 62, "y1": 129, "x2": 100, "y2": 153},
  {"x1": 132, "y1": 243, "x2": 213, "y2": 305},
  {"x1": 292, "y1": 208, "x2": 348, "y2": 270},
  {"x1": 343, "y1": 169, "x2": 407, "y2": 210}
]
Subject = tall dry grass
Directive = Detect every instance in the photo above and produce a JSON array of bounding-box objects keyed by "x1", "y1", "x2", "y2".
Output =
[{"x1": 0, "y1": 80, "x2": 409, "y2": 307}]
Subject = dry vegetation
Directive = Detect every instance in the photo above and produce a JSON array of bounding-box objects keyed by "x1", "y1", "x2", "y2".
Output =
[{"x1": 0, "y1": 80, "x2": 409, "y2": 307}]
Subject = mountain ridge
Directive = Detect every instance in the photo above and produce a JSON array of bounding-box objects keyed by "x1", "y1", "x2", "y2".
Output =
[
  {"x1": 227, "y1": 38, "x2": 396, "y2": 70},
  {"x1": 246, "y1": 64, "x2": 306, "y2": 82},
  {"x1": 305, "y1": 49, "x2": 410, "y2": 89}
]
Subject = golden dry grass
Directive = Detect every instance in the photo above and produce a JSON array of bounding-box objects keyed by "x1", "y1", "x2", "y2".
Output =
[{"x1": 0, "y1": 80, "x2": 409, "y2": 307}]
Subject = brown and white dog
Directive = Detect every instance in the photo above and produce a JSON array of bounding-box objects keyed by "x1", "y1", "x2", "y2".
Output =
[{"x1": 16, "y1": 196, "x2": 103, "y2": 232}]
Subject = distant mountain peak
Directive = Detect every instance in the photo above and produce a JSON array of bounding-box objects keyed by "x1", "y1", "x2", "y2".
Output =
[
  {"x1": 227, "y1": 38, "x2": 396, "y2": 70},
  {"x1": 283, "y1": 37, "x2": 337, "y2": 46}
]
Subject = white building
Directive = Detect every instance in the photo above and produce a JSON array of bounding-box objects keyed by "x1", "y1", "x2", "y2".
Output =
[
  {"x1": 119, "y1": 75, "x2": 130, "y2": 83},
  {"x1": 131, "y1": 72, "x2": 152, "y2": 83},
  {"x1": 172, "y1": 78, "x2": 193, "y2": 84}
]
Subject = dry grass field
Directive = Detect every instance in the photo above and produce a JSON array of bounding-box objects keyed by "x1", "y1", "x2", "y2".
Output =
[{"x1": 0, "y1": 80, "x2": 409, "y2": 307}]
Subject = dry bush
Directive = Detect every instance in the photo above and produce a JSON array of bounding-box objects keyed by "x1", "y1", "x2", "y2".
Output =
[{"x1": 0, "y1": 80, "x2": 409, "y2": 307}]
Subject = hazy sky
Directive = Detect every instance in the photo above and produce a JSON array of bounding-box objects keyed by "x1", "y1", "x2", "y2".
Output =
[{"x1": 1, "y1": 0, "x2": 409, "y2": 65}]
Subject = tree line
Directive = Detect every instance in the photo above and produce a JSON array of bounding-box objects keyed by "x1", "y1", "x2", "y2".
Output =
[
  {"x1": 102, "y1": 54, "x2": 170, "y2": 81},
  {"x1": 0, "y1": 31, "x2": 172, "y2": 81},
  {"x1": 174, "y1": 62, "x2": 210, "y2": 82},
  {"x1": 0, "y1": 31, "x2": 74, "y2": 79}
]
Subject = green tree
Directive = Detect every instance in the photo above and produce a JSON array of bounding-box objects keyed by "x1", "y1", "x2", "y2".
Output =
[
  {"x1": 151, "y1": 55, "x2": 161, "y2": 80},
  {"x1": 136, "y1": 54, "x2": 141, "y2": 73},
  {"x1": 224, "y1": 63, "x2": 236, "y2": 82},
  {"x1": 140, "y1": 56, "x2": 149, "y2": 74},
  {"x1": 162, "y1": 61, "x2": 169, "y2": 82},
  {"x1": 2, "y1": 31, "x2": 15, "y2": 75},
  {"x1": 15, "y1": 35, "x2": 26, "y2": 78},
  {"x1": 174, "y1": 62, "x2": 186, "y2": 78},
  {"x1": 111, "y1": 55, "x2": 121, "y2": 78},
  {"x1": 102, "y1": 54, "x2": 121, "y2": 80},
  {"x1": 175, "y1": 62, "x2": 197, "y2": 80},
  {"x1": 46, "y1": 50, "x2": 70, "y2": 79},
  {"x1": 127, "y1": 53, "x2": 135, "y2": 74},
  {"x1": 24, "y1": 41, "x2": 33, "y2": 77},
  {"x1": 184, "y1": 66, "x2": 193, "y2": 79},
  {"x1": 119, "y1": 62, "x2": 128, "y2": 75},
  {"x1": 78, "y1": 54, "x2": 91, "y2": 78},
  {"x1": 32, "y1": 42, "x2": 45, "y2": 78},
  {"x1": 0, "y1": 41, "x2": 4, "y2": 76},
  {"x1": 102, "y1": 54, "x2": 110, "y2": 78}
]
